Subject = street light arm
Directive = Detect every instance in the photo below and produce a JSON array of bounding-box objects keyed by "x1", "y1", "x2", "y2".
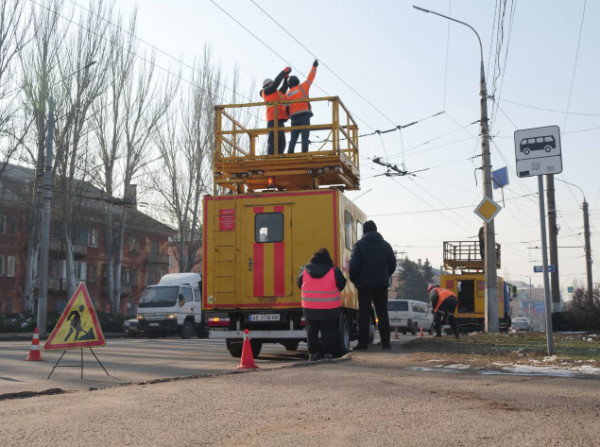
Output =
[
  {"x1": 555, "y1": 178, "x2": 586, "y2": 203},
  {"x1": 413, "y1": 6, "x2": 484, "y2": 64}
]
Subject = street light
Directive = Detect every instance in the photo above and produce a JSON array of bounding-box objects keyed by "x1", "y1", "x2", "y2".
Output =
[
  {"x1": 555, "y1": 178, "x2": 593, "y2": 302},
  {"x1": 413, "y1": 6, "x2": 500, "y2": 332},
  {"x1": 37, "y1": 60, "x2": 96, "y2": 336}
]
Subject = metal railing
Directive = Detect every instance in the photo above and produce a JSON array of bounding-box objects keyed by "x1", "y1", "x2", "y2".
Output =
[{"x1": 214, "y1": 96, "x2": 359, "y2": 167}]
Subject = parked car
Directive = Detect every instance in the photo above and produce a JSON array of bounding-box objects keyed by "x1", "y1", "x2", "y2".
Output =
[
  {"x1": 123, "y1": 318, "x2": 142, "y2": 337},
  {"x1": 388, "y1": 299, "x2": 434, "y2": 335},
  {"x1": 511, "y1": 317, "x2": 532, "y2": 332}
]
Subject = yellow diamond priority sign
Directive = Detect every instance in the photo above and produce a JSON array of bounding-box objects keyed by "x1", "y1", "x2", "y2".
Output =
[{"x1": 474, "y1": 196, "x2": 501, "y2": 224}]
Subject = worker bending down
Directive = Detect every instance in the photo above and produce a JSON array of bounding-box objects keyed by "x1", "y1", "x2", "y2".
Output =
[{"x1": 428, "y1": 285, "x2": 459, "y2": 338}]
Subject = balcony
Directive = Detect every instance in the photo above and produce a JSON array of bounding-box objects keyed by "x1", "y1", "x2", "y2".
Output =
[
  {"x1": 145, "y1": 253, "x2": 169, "y2": 265},
  {"x1": 48, "y1": 238, "x2": 87, "y2": 258}
]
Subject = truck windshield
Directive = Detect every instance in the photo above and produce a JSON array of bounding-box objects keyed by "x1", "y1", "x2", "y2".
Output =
[{"x1": 138, "y1": 286, "x2": 179, "y2": 308}]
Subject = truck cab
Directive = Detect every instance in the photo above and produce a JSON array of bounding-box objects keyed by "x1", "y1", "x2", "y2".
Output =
[{"x1": 137, "y1": 273, "x2": 204, "y2": 338}]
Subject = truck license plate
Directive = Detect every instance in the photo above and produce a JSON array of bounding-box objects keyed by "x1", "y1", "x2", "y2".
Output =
[
  {"x1": 149, "y1": 323, "x2": 160, "y2": 327},
  {"x1": 249, "y1": 314, "x2": 280, "y2": 322}
]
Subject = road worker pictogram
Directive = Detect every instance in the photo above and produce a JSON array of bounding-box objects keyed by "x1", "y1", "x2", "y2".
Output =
[{"x1": 44, "y1": 283, "x2": 106, "y2": 350}]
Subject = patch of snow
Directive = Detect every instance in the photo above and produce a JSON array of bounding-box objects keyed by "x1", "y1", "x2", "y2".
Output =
[{"x1": 445, "y1": 364, "x2": 470, "y2": 370}]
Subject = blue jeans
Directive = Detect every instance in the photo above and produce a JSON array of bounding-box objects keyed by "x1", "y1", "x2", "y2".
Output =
[{"x1": 288, "y1": 115, "x2": 311, "y2": 153}]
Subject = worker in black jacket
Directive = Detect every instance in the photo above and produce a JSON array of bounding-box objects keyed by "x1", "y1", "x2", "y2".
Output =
[{"x1": 349, "y1": 220, "x2": 397, "y2": 350}]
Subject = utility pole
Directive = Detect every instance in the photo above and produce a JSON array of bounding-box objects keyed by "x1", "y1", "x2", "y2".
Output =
[
  {"x1": 583, "y1": 200, "x2": 593, "y2": 303},
  {"x1": 37, "y1": 98, "x2": 54, "y2": 337},
  {"x1": 546, "y1": 175, "x2": 561, "y2": 311},
  {"x1": 36, "y1": 61, "x2": 96, "y2": 336},
  {"x1": 413, "y1": 5, "x2": 499, "y2": 332}
]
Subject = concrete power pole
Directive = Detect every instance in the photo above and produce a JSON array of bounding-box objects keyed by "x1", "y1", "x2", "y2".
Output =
[
  {"x1": 37, "y1": 98, "x2": 54, "y2": 337},
  {"x1": 583, "y1": 200, "x2": 594, "y2": 302},
  {"x1": 546, "y1": 175, "x2": 561, "y2": 311}
]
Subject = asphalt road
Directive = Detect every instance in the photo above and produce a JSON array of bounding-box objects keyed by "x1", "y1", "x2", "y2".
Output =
[
  {"x1": 1, "y1": 340, "x2": 600, "y2": 447},
  {"x1": 0, "y1": 337, "x2": 309, "y2": 395}
]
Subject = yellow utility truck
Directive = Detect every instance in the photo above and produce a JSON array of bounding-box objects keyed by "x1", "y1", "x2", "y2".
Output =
[
  {"x1": 203, "y1": 96, "x2": 366, "y2": 357},
  {"x1": 440, "y1": 241, "x2": 511, "y2": 332}
]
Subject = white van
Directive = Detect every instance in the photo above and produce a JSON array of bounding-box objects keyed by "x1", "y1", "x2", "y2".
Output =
[{"x1": 387, "y1": 299, "x2": 434, "y2": 335}]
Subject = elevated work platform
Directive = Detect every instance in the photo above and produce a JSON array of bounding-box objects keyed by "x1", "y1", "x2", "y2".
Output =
[
  {"x1": 213, "y1": 96, "x2": 360, "y2": 193},
  {"x1": 443, "y1": 240, "x2": 501, "y2": 273}
]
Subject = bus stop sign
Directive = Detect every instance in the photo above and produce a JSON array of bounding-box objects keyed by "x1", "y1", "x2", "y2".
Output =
[{"x1": 514, "y1": 125, "x2": 562, "y2": 178}]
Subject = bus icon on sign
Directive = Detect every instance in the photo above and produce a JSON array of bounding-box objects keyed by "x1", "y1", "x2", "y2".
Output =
[{"x1": 520, "y1": 136, "x2": 555, "y2": 155}]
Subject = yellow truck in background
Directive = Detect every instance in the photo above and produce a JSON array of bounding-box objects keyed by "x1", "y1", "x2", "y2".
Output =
[
  {"x1": 440, "y1": 241, "x2": 511, "y2": 332},
  {"x1": 203, "y1": 96, "x2": 365, "y2": 358}
]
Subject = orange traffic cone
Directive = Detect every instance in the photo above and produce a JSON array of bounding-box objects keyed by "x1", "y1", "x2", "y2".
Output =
[
  {"x1": 394, "y1": 327, "x2": 399, "y2": 339},
  {"x1": 26, "y1": 328, "x2": 44, "y2": 361},
  {"x1": 418, "y1": 327, "x2": 424, "y2": 338},
  {"x1": 237, "y1": 329, "x2": 258, "y2": 370}
]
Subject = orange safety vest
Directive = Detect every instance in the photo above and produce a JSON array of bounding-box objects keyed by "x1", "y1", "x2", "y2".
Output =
[
  {"x1": 301, "y1": 267, "x2": 341, "y2": 310},
  {"x1": 285, "y1": 66, "x2": 316, "y2": 117},
  {"x1": 433, "y1": 287, "x2": 457, "y2": 312},
  {"x1": 262, "y1": 90, "x2": 288, "y2": 122}
]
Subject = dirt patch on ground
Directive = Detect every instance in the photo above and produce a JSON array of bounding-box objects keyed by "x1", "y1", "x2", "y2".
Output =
[{"x1": 397, "y1": 332, "x2": 600, "y2": 371}]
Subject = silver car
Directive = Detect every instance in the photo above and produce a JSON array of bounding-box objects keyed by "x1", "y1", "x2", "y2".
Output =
[{"x1": 511, "y1": 317, "x2": 532, "y2": 332}]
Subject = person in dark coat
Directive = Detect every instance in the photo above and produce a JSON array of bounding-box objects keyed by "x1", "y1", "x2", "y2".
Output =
[
  {"x1": 260, "y1": 67, "x2": 290, "y2": 155},
  {"x1": 297, "y1": 248, "x2": 347, "y2": 361},
  {"x1": 349, "y1": 220, "x2": 397, "y2": 350}
]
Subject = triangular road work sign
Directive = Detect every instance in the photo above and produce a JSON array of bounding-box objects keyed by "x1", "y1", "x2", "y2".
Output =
[{"x1": 44, "y1": 283, "x2": 106, "y2": 350}]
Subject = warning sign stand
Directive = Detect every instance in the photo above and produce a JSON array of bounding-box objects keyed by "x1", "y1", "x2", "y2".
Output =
[{"x1": 44, "y1": 283, "x2": 112, "y2": 380}]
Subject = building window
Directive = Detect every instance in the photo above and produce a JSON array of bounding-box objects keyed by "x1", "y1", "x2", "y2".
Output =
[
  {"x1": 130, "y1": 269, "x2": 137, "y2": 286},
  {"x1": 4, "y1": 298, "x2": 13, "y2": 314},
  {"x1": 73, "y1": 225, "x2": 88, "y2": 245},
  {"x1": 344, "y1": 211, "x2": 353, "y2": 250},
  {"x1": 88, "y1": 264, "x2": 97, "y2": 284},
  {"x1": 0, "y1": 215, "x2": 16, "y2": 235},
  {"x1": 128, "y1": 237, "x2": 138, "y2": 254},
  {"x1": 6, "y1": 256, "x2": 15, "y2": 277},
  {"x1": 147, "y1": 270, "x2": 154, "y2": 285},
  {"x1": 150, "y1": 240, "x2": 159, "y2": 254},
  {"x1": 169, "y1": 255, "x2": 175, "y2": 268},
  {"x1": 89, "y1": 229, "x2": 98, "y2": 247},
  {"x1": 0, "y1": 255, "x2": 4, "y2": 276},
  {"x1": 122, "y1": 268, "x2": 131, "y2": 285}
]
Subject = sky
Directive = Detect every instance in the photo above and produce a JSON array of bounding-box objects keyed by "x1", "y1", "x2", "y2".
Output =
[{"x1": 94, "y1": 0, "x2": 600, "y2": 296}]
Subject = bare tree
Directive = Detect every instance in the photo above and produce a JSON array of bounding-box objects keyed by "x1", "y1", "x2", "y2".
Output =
[
  {"x1": 51, "y1": 1, "x2": 109, "y2": 298},
  {"x1": 92, "y1": 8, "x2": 176, "y2": 314},
  {"x1": 0, "y1": 0, "x2": 30, "y2": 179},
  {"x1": 152, "y1": 49, "x2": 257, "y2": 274},
  {"x1": 20, "y1": 0, "x2": 69, "y2": 312}
]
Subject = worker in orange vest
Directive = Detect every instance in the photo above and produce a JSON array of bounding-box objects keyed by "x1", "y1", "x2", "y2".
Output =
[
  {"x1": 428, "y1": 285, "x2": 459, "y2": 338},
  {"x1": 261, "y1": 67, "x2": 291, "y2": 155},
  {"x1": 297, "y1": 247, "x2": 347, "y2": 361},
  {"x1": 285, "y1": 60, "x2": 318, "y2": 153}
]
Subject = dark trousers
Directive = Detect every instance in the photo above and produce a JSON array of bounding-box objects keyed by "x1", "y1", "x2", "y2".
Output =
[
  {"x1": 306, "y1": 319, "x2": 336, "y2": 355},
  {"x1": 358, "y1": 286, "x2": 390, "y2": 346},
  {"x1": 288, "y1": 114, "x2": 310, "y2": 153},
  {"x1": 267, "y1": 119, "x2": 286, "y2": 155},
  {"x1": 433, "y1": 296, "x2": 459, "y2": 337}
]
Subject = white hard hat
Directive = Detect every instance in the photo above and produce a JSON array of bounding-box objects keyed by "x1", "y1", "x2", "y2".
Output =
[{"x1": 262, "y1": 78, "x2": 273, "y2": 87}]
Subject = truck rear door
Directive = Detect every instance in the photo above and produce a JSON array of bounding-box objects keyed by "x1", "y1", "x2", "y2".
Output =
[{"x1": 243, "y1": 204, "x2": 294, "y2": 304}]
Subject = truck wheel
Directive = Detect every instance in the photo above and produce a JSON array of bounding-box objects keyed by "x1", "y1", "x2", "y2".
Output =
[
  {"x1": 335, "y1": 313, "x2": 350, "y2": 357},
  {"x1": 226, "y1": 339, "x2": 243, "y2": 358},
  {"x1": 250, "y1": 341, "x2": 262, "y2": 358},
  {"x1": 282, "y1": 341, "x2": 299, "y2": 351},
  {"x1": 180, "y1": 320, "x2": 195, "y2": 339},
  {"x1": 411, "y1": 323, "x2": 418, "y2": 335}
]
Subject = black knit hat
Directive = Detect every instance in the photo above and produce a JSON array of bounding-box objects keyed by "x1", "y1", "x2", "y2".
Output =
[{"x1": 363, "y1": 220, "x2": 377, "y2": 233}]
